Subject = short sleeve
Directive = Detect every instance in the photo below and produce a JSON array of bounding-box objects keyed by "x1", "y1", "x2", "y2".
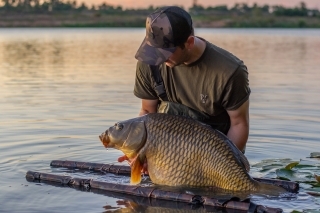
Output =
[
  {"x1": 221, "y1": 64, "x2": 251, "y2": 110},
  {"x1": 133, "y1": 61, "x2": 158, "y2": 100}
]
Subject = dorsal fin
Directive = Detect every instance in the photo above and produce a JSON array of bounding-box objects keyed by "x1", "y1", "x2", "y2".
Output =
[
  {"x1": 222, "y1": 134, "x2": 250, "y2": 172},
  {"x1": 238, "y1": 151, "x2": 250, "y2": 172}
]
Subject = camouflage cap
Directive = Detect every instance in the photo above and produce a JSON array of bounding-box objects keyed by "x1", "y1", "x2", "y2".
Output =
[{"x1": 135, "y1": 6, "x2": 193, "y2": 66}]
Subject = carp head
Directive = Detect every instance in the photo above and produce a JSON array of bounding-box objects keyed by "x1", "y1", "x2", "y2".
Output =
[{"x1": 99, "y1": 117, "x2": 147, "y2": 159}]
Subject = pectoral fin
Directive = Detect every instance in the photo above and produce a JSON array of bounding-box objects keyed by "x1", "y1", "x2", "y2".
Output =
[{"x1": 130, "y1": 157, "x2": 143, "y2": 185}]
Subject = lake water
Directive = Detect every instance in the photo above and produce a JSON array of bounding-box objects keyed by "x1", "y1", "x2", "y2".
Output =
[{"x1": 1, "y1": 28, "x2": 320, "y2": 213}]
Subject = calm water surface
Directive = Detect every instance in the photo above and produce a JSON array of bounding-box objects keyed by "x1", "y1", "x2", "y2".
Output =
[{"x1": 1, "y1": 28, "x2": 320, "y2": 212}]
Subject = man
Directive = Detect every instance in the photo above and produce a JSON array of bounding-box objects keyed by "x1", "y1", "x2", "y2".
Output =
[{"x1": 119, "y1": 6, "x2": 250, "y2": 166}]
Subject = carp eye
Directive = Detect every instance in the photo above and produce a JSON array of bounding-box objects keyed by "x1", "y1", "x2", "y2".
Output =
[{"x1": 114, "y1": 123, "x2": 123, "y2": 131}]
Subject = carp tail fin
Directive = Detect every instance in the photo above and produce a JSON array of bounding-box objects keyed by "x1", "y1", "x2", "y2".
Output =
[{"x1": 256, "y1": 181, "x2": 287, "y2": 195}]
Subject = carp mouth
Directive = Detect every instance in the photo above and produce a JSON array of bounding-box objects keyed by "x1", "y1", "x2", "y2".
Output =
[{"x1": 99, "y1": 131, "x2": 110, "y2": 148}]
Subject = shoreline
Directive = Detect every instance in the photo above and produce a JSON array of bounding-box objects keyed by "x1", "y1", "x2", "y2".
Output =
[{"x1": 1, "y1": 12, "x2": 319, "y2": 28}]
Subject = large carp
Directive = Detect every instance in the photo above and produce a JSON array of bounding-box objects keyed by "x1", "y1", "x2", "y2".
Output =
[{"x1": 99, "y1": 113, "x2": 284, "y2": 192}]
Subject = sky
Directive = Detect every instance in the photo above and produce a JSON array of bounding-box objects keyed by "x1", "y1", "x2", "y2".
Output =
[{"x1": 83, "y1": 0, "x2": 320, "y2": 9}]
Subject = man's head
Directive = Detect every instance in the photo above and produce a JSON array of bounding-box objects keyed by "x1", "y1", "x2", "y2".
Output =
[{"x1": 135, "y1": 6, "x2": 194, "y2": 66}]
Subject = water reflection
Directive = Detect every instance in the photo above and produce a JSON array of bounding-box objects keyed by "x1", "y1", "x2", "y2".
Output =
[
  {"x1": 25, "y1": 179, "x2": 249, "y2": 213},
  {"x1": 1, "y1": 28, "x2": 320, "y2": 213},
  {"x1": 26, "y1": 175, "x2": 313, "y2": 213}
]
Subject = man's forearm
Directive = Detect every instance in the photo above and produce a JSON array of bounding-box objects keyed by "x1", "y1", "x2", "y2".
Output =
[
  {"x1": 226, "y1": 99, "x2": 250, "y2": 152},
  {"x1": 227, "y1": 123, "x2": 249, "y2": 152},
  {"x1": 139, "y1": 109, "x2": 150, "y2": 116},
  {"x1": 139, "y1": 99, "x2": 159, "y2": 116}
]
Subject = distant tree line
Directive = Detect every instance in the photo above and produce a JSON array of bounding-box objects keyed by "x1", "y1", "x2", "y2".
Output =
[
  {"x1": 0, "y1": 0, "x2": 155, "y2": 14},
  {"x1": 189, "y1": 2, "x2": 319, "y2": 17},
  {"x1": 0, "y1": 0, "x2": 319, "y2": 17}
]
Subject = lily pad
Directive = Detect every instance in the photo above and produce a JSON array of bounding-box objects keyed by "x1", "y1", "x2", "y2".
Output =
[
  {"x1": 299, "y1": 210, "x2": 320, "y2": 213},
  {"x1": 276, "y1": 168, "x2": 316, "y2": 183},
  {"x1": 296, "y1": 159, "x2": 319, "y2": 168},
  {"x1": 310, "y1": 182, "x2": 320, "y2": 187},
  {"x1": 259, "y1": 164, "x2": 283, "y2": 172},
  {"x1": 306, "y1": 187, "x2": 320, "y2": 193},
  {"x1": 310, "y1": 152, "x2": 320, "y2": 158},
  {"x1": 252, "y1": 159, "x2": 298, "y2": 174},
  {"x1": 252, "y1": 159, "x2": 293, "y2": 168},
  {"x1": 276, "y1": 168, "x2": 295, "y2": 181},
  {"x1": 285, "y1": 162, "x2": 299, "y2": 170}
]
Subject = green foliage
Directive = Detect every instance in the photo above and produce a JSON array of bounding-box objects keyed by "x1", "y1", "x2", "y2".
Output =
[
  {"x1": 285, "y1": 162, "x2": 300, "y2": 170},
  {"x1": 273, "y1": 6, "x2": 308, "y2": 17},
  {"x1": 207, "y1": 5, "x2": 228, "y2": 12},
  {"x1": 0, "y1": 1, "x2": 319, "y2": 28},
  {"x1": 225, "y1": 16, "x2": 320, "y2": 28},
  {"x1": 273, "y1": 158, "x2": 320, "y2": 198},
  {"x1": 0, "y1": 0, "x2": 153, "y2": 14},
  {"x1": 251, "y1": 156, "x2": 320, "y2": 198},
  {"x1": 0, "y1": 0, "x2": 318, "y2": 16}
]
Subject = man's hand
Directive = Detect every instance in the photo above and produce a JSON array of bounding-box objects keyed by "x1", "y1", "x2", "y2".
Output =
[
  {"x1": 118, "y1": 155, "x2": 148, "y2": 174},
  {"x1": 141, "y1": 160, "x2": 148, "y2": 175},
  {"x1": 118, "y1": 155, "x2": 130, "y2": 163}
]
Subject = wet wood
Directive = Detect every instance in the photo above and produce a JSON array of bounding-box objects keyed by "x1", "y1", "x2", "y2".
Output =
[
  {"x1": 26, "y1": 170, "x2": 283, "y2": 213},
  {"x1": 50, "y1": 160, "x2": 299, "y2": 193}
]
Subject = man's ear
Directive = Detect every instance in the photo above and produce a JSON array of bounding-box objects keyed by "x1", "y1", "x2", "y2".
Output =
[{"x1": 186, "y1": 36, "x2": 195, "y2": 49}]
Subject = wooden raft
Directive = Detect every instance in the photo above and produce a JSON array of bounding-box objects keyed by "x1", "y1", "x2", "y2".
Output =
[{"x1": 24, "y1": 160, "x2": 301, "y2": 213}]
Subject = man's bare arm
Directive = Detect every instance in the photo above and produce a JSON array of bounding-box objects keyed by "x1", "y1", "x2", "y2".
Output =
[
  {"x1": 139, "y1": 99, "x2": 159, "y2": 116},
  {"x1": 226, "y1": 99, "x2": 250, "y2": 151}
]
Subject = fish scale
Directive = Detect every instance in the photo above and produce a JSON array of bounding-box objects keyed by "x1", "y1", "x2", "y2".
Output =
[
  {"x1": 100, "y1": 113, "x2": 285, "y2": 192},
  {"x1": 146, "y1": 116, "x2": 229, "y2": 188},
  {"x1": 141, "y1": 114, "x2": 251, "y2": 189}
]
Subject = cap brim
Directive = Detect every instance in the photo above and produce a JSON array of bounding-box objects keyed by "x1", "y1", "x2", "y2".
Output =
[{"x1": 135, "y1": 38, "x2": 176, "y2": 66}]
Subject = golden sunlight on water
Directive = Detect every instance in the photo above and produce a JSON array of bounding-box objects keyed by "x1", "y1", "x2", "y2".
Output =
[
  {"x1": 0, "y1": 29, "x2": 142, "y2": 82},
  {"x1": 0, "y1": 28, "x2": 320, "y2": 213}
]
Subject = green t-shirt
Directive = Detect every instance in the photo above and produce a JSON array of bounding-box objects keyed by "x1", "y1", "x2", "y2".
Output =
[{"x1": 134, "y1": 40, "x2": 250, "y2": 134}]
